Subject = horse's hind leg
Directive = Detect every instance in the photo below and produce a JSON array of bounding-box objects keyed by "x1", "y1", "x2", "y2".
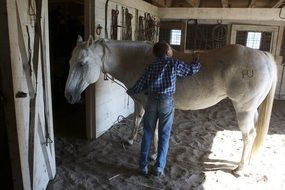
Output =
[
  {"x1": 234, "y1": 109, "x2": 257, "y2": 174},
  {"x1": 149, "y1": 121, "x2": 158, "y2": 161},
  {"x1": 127, "y1": 102, "x2": 145, "y2": 145},
  {"x1": 127, "y1": 101, "x2": 158, "y2": 161}
]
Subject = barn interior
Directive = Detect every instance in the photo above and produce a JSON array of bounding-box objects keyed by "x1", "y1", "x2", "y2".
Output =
[
  {"x1": 1, "y1": 0, "x2": 285, "y2": 189},
  {"x1": 47, "y1": 0, "x2": 285, "y2": 139}
]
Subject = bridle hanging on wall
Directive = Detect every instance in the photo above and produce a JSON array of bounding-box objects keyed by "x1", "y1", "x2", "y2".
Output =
[
  {"x1": 125, "y1": 8, "x2": 133, "y2": 40},
  {"x1": 145, "y1": 13, "x2": 158, "y2": 42},
  {"x1": 111, "y1": 7, "x2": 119, "y2": 40},
  {"x1": 136, "y1": 13, "x2": 158, "y2": 42},
  {"x1": 121, "y1": 7, "x2": 126, "y2": 40},
  {"x1": 121, "y1": 7, "x2": 133, "y2": 40},
  {"x1": 106, "y1": 3, "x2": 157, "y2": 42},
  {"x1": 138, "y1": 15, "x2": 145, "y2": 41}
]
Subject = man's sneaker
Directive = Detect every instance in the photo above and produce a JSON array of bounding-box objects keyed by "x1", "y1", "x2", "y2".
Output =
[
  {"x1": 154, "y1": 170, "x2": 165, "y2": 177},
  {"x1": 138, "y1": 168, "x2": 148, "y2": 176}
]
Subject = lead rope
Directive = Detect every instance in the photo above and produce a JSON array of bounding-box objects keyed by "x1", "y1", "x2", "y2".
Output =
[
  {"x1": 101, "y1": 68, "x2": 130, "y2": 106},
  {"x1": 99, "y1": 40, "x2": 130, "y2": 106}
]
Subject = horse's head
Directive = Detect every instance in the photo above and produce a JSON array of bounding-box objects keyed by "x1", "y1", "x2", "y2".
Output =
[{"x1": 65, "y1": 35, "x2": 102, "y2": 104}]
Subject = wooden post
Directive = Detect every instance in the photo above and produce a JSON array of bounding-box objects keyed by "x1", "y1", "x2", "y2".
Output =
[{"x1": 84, "y1": 0, "x2": 97, "y2": 139}]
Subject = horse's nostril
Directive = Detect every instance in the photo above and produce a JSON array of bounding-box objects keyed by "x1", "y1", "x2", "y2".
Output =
[
  {"x1": 65, "y1": 92, "x2": 72, "y2": 103},
  {"x1": 68, "y1": 95, "x2": 73, "y2": 102}
]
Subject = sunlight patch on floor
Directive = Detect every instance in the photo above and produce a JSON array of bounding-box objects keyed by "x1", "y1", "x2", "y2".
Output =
[{"x1": 203, "y1": 130, "x2": 285, "y2": 190}]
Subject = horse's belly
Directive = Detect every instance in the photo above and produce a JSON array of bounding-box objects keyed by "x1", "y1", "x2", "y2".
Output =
[
  {"x1": 174, "y1": 77, "x2": 227, "y2": 110},
  {"x1": 174, "y1": 93, "x2": 226, "y2": 110}
]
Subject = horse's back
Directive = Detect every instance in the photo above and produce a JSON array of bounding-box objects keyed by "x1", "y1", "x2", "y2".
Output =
[{"x1": 174, "y1": 45, "x2": 276, "y2": 111}]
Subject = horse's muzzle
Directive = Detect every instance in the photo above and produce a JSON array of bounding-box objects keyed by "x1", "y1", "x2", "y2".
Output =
[{"x1": 65, "y1": 91, "x2": 80, "y2": 104}]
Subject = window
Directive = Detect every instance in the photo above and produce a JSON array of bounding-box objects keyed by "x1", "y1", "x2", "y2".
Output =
[
  {"x1": 246, "y1": 32, "x2": 262, "y2": 49},
  {"x1": 170, "y1": 29, "x2": 181, "y2": 45},
  {"x1": 231, "y1": 24, "x2": 278, "y2": 54}
]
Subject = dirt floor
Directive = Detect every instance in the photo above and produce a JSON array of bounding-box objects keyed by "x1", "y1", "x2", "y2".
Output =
[{"x1": 47, "y1": 99, "x2": 285, "y2": 190}]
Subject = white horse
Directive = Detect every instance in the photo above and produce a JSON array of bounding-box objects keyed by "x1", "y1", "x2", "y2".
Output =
[{"x1": 65, "y1": 36, "x2": 277, "y2": 174}]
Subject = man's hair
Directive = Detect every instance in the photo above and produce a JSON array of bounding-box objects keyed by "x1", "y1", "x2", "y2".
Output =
[{"x1": 153, "y1": 42, "x2": 170, "y2": 57}]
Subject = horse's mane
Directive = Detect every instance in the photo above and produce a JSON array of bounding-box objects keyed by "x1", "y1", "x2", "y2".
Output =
[{"x1": 94, "y1": 38, "x2": 154, "y2": 55}]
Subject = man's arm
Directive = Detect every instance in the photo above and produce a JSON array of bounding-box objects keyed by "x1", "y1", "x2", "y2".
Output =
[
  {"x1": 127, "y1": 67, "x2": 148, "y2": 95},
  {"x1": 175, "y1": 58, "x2": 201, "y2": 77}
]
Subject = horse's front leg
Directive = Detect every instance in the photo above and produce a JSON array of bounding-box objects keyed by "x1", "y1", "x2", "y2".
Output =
[
  {"x1": 233, "y1": 110, "x2": 257, "y2": 175},
  {"x1": 127, "y1": 102, "x2": 145, "y2": 145}
]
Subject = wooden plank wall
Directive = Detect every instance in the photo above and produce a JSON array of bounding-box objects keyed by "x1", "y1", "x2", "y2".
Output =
[
  {"x1": 0, "y1": 1, "x2": 21, "y2": 189},
  {"x1": 91, "y1": 0, "x2": 158, "y2": 138}
]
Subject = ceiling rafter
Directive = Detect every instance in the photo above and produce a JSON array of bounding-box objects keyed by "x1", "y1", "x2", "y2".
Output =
[
  {"x1": 148, "y1": 0, "x2": 172, "y2": 7},
  {"x1": 185, "y1": 0, "x2": 200, "y2": 7},
  {"x1": 248, "y1": 0, "x2": 257, "y2": 8},
  {"x1": 273, "y1": 0, "x2": 284, "y2": 8},
  {"x1": 221, "y1": 0, "x2": 229, "y2": 8}
]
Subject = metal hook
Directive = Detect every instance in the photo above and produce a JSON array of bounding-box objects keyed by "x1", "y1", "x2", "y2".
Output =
[{"x1": 96, "y1": 24, "x2": 103, "y2": 35}]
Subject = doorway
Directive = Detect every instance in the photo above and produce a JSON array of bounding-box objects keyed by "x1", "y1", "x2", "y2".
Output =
[{"x1": 48, "y1": 1, "x2": 85, "y2": 138}]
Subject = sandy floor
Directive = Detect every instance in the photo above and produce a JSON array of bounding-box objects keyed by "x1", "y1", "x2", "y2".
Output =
[{"x1": 47, "y1": 99, "x2": 285, "y2": 190}]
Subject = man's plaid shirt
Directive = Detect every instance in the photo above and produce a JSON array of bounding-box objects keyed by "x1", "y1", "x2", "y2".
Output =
[{"x1": 127, "y1": 56, "x2": 201, "y2": 95}]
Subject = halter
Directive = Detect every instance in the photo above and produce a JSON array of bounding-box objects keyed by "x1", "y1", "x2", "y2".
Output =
[{"x1": 96, "y1": 39, "x2": 128, "y2": 91}]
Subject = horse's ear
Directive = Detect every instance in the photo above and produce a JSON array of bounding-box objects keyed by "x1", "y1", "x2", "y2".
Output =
[
  {"x1": 87, "y1": 35, "x2": 94, "y2": 47},
  {"x1": 77, "y1": 35, "x2": 83, "y2": 45}
]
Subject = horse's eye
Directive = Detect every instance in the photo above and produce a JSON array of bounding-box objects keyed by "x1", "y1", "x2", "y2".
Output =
[{"x1": 79, "y1": 61, "x2": 85, "y2": 67}]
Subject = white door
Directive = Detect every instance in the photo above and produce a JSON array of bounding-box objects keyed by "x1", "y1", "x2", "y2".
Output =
[{"x1": 6, "y1": 0, "x2": 56, "y2": 189}]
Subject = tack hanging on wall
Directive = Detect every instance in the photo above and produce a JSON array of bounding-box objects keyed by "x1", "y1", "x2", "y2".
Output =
[
  {"x1": 111, "y1": 6, "x2": 119, "y2": 40},
  {"x1": 105, "y1": 0, "x2": 159, "y2": 41}
]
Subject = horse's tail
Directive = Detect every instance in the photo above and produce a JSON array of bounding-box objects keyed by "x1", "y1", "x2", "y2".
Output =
[{"x1": 251, "y1": 52, "x2": 277, "y2": 157}]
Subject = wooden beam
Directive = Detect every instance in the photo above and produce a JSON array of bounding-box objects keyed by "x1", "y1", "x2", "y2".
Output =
[
  {"x1": 85, "y1": 0, "x2": 96, "y2": 139},
  {"x1": 248, "y1": 0, "x2": 257, "y2": 8},
  {"x1": 221, "y1": 0, "x2": 229, "y2": 8},
  {"x1": 158, "y1": 8, "x2": 285, "y2": 22},
  {"x1": 273, "y1": 0, "x2": 284, "y2": 8},
  {"x1": 149, "y1": 0, "x2": 172, "y2": 7},
  {"x1": 185, "y1": 0, "x2": 200, "y2": 7}
]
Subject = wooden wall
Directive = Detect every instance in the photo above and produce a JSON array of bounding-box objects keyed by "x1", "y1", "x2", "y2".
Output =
[{"x1": 88, "y1": 0, "x2": 158, "y2": 138}]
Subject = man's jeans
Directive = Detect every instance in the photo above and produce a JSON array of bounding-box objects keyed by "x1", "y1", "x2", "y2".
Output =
[{"x1": 139, "y1": 94, "x2": 174, "y2": 173}]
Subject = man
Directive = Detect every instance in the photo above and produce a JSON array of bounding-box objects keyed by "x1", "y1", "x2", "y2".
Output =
[{"x1": 127, "y1": 42, "x2": 201, "y2": 177}]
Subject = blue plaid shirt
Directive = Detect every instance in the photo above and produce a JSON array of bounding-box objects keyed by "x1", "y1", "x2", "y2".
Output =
[{"x1": 127, "y1": 56, "x2": 201, "y2": 95}]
